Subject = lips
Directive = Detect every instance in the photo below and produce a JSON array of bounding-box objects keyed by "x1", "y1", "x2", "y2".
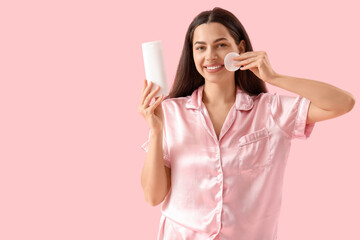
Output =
[
  {"x1": 204, "y1": 64, "x2": 224, "y2": 73},
  {"x1": 204, "y1": 64, "x2": 224, "y2": 69},
  {"x1": 205, "y1": 65, "x2": 223, "y2": 70}
]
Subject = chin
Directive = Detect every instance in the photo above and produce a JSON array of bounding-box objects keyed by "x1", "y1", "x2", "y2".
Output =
[{"x1": 204, "y1": 73, "x2": 234, "y2": 82}]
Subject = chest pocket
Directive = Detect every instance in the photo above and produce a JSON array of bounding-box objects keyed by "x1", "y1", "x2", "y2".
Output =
[{"x1": 237, "y1": 127, "x2": 270, "y2": 170}]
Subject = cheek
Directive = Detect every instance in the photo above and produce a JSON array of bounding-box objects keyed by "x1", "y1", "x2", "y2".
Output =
[
  {"x1": 195, "y1": 64, "x2": 203, "y2": 75},
  {"x1": 193, "y1": 55, "x2": 203, "y2": 69}
]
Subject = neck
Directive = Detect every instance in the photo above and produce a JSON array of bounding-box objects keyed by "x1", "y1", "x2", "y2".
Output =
[{"x1": 202, "y1": 81, "x2": 236, "y2": 107}]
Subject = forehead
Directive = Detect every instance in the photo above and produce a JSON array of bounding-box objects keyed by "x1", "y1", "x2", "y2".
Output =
[{"x1": 193, "y1": 22, "x2": 233, "y2": 43}]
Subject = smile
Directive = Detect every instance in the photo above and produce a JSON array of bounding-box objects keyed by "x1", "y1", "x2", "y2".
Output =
[
  {"x1": 204, "y1": 65, "x2": 224, "y2": 73},
  {"x1": 206, "y1": 65, "x2": 222, "y2": 70}
]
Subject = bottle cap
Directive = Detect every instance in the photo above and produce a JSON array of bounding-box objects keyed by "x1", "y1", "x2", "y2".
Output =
[{"x1": 224, "y1": 52, "x2": 240, "y2": 71}]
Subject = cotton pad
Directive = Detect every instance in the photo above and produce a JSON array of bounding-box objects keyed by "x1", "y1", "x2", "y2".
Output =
[{"x1": 224, "y1": 52, "x2": 240, "y2": 71}]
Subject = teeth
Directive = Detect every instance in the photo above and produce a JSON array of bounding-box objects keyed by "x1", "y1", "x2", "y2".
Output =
[{"x1": 207, "y1": 65, "x2": 222, "y2": 70}]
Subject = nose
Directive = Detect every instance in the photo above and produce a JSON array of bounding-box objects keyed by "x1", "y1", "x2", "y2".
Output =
[{"x1": 206, "y1": 47, "x2": 218, "y2": 61}]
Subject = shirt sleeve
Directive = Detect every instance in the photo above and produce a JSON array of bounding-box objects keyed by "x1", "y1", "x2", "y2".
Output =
[
  {"x1": 270, "y1": 92, "x2": 315, "y2": 140},
  {"x1": 141, "y1": 128, "x2": 171, "y2": 168}
]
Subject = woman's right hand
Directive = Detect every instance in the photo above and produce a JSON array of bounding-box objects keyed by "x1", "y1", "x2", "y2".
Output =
[{"x1": 138, "y1": 79, "x2": 165, "y2": 132}]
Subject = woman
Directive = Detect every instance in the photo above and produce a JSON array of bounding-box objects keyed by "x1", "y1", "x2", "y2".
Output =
[{"x1": 138, "y1": 7, "x2": 355, "y2": 240}]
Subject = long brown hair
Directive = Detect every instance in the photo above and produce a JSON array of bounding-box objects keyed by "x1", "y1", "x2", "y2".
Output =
[{"x1": 165, "y1": 7, "x2": 268, "y2": 100}]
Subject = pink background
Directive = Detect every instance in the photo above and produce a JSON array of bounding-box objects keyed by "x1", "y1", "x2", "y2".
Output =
[{"x1": 1, "y1": 0, "x2": 359, "y2": 239}]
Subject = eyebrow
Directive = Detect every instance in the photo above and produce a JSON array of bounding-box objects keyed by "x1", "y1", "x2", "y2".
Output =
[{"x1": 193, "y1": 38, "x2": 229, "y2": 46}]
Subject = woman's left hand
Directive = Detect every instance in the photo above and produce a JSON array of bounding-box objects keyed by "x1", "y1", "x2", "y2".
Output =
[{"x1": 233, "y1": 51, "x2": 278, "y2": 83}]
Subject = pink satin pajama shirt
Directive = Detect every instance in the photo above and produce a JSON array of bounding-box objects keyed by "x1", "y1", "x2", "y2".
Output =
[{"x1": 141, "y1": 84, "x2": 315, "y2": 240}]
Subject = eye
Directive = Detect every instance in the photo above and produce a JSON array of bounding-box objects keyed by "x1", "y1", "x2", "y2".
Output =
[
  {"x1": 195, "y1": 46, "x2": 205, "y2": 51},
  {"x1": 218, "y1": 43, "x2": 227, "y2": 48}
]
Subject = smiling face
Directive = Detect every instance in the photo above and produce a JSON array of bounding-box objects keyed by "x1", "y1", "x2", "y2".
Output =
[{"x1": 192, "y1": 22, "x2": 245, "y2": 84}]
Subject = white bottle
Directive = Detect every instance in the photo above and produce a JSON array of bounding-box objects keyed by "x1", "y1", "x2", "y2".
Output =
[{"x1": 142, "y1": 40, "x2": 169, "y2": 97}]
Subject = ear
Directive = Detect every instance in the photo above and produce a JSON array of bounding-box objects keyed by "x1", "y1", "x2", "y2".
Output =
[{"x1": 238, "y1": 40, "x2": 246, "y2": 54}]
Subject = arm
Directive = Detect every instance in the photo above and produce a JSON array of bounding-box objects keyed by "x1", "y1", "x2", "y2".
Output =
[
  {"x1": 141, "y1": 129, "x2": 171, "y2": 206},
  {"x1": 138, "y1": 80, "x2": 171, "y2": 206},
  {"x1": 233, "y1": 51, "x2": 355, "y2": 124},
  {"x1": 268, "y1": 73, "x2": 356, "y2": 124}
]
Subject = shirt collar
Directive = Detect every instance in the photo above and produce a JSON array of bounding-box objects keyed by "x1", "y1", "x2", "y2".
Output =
[{"x1": 185, "y1": 84, "x2": 254, "y2": 111}]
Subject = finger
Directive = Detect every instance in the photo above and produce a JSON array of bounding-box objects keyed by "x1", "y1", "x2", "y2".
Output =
[
  {"x1": 141, "y1": 81, "x2": 154, "y2": 105},
  {"x1": 233, "y1": 51, "x2": 257, "y2": 60},
  {"x1": 143, "y1": 85, "x2": 161, "y2": 107},
  {"x1": 143, "y1": 79, "x2": 147, "y2": 91},
  {"x1": 148, "y1": 94, "x2": 164, "y2": 112},
  {"x1": 240, "y1": 61, "x2": 258, "y2": 70},
  {"x1": 147, "y1": 86, "x2": 161, "y2": 103},
  {"x1": 154, "y1": 92, "x2": 165, "y2": 101},
  {"x1": 140, "y1": 79, "x2": 147, "y2": 98},
  {"x1": 234, "y1": 56, "x2": 257, "y2": 67}
]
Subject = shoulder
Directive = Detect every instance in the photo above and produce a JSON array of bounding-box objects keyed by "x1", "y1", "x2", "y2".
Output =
[
  {"x1": 250, "y1": 91, "x2": 299, "y2": 104},
  {"x1": 249, "y1": 91, "x2": 273, "y2": 104},
  {"x1": 161, "y1": 96, "x2": 191, "y2": 109},
  {"x1": 160, "y1": 96, "x2": 192, "y2": 125}
]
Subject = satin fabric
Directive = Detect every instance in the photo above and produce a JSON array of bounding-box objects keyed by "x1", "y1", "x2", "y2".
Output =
[{"x1": 141, "y1": 84, "x2": 315, "y2": 240}]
